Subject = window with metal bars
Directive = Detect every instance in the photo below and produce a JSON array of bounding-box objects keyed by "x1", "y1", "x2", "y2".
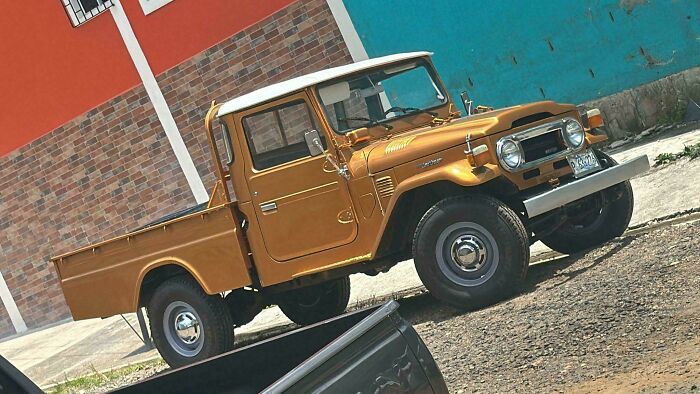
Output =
[{"x1": 62, "y1": 0, "x2": 114, "y2": 27}]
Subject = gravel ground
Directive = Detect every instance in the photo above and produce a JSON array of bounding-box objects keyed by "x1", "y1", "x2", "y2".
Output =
[{"x1": 401, "y1": 220, "x2": 700, "y2": 393}]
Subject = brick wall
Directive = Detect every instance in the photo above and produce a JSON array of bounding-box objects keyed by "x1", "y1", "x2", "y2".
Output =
[
  {"x1": 0, "y1": 0, "x2": 350, "y2": 336},
  {"x1": 0, "y1": 302, "x2": 12, "y2": 338},
  {"x1": 0, "y1": 86, "x2": 193, "y2": 334},
  {"x1": 156, "y1": 0, "x2": 351, "y2": 188}
]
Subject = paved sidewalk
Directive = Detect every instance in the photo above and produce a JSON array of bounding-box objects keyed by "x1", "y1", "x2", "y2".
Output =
[{"x1": 1, "y1": 126, "x2": 699, "y2": 388}]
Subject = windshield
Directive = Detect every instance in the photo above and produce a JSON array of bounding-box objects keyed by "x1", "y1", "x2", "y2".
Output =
[{"x1": 318, "y1": 59, "x2": 447, "y2": 134}]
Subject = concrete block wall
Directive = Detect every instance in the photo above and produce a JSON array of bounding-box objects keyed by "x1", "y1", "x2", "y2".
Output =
[
  {"x1": 0, "y1": 0, "x2": 350, "y2": 337},
  {"x1": 584, "y1": 66, "x2": 700, "y2": 139}
]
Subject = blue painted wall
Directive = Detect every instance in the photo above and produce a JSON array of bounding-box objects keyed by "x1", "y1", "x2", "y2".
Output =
[{"x1": 343, "y1": 0, "x2": 700, "y2": 108}]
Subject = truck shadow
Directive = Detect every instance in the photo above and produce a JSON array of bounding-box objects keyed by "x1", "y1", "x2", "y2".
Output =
[
  {"x1": 395, "y1": 236, "x2": 634, "y2": 326},
  {"x1": 522, "y1": 236, "x2": 633, "y2": 294},
  {"x1": 225, "y1": 237, "x2": 636, "y2": 350}
]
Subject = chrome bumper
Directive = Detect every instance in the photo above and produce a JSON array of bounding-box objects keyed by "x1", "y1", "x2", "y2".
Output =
[{"x1": 523, "y1": 155, "x2": 650, "y2": 218}]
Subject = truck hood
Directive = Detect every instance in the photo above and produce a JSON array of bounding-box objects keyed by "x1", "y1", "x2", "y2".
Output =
[{"x1": 363, "y1": 101, "x2": 575, "y2": 173}]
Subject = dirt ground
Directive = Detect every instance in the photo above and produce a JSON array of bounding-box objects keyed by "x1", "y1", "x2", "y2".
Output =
[{"x1": 403, "y1": 219, "x2": 700, "y2": 393}]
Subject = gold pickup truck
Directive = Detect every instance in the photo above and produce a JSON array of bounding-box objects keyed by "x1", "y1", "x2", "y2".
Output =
[{"x1": 52, "y1": 52, "x2": 649, "y2": 367}]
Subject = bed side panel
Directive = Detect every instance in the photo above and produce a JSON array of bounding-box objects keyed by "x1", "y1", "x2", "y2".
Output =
[{"x1": 54, "y1": 206, "x2": 252, "y2": 320}]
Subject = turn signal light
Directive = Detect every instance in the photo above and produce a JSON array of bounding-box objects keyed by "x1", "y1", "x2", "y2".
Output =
[{"x1": 586, "y1": 109, "x2": 605, "y2": 129}]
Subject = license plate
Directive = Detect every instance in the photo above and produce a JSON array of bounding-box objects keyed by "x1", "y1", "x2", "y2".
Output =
[{"x1": 567, "y1": 149, "x2": 602, "y2": 177}]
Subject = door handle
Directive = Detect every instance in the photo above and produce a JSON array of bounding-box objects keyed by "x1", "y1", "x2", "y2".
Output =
[{"x1": 260, "y1": 202, "x2": 277, "y2": 213}]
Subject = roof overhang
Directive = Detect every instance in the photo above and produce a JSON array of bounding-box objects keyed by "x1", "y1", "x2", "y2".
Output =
[{"x1": 217, "y1": 51, "x2": 433, "y2": 117}]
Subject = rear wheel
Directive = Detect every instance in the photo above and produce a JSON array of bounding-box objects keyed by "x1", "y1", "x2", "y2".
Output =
[
  {"x1": 413, "y1": 195, "x2": 529, "y2": 309},
  {"x1": 278, "y1": 276, "x2": 351, "y2": 325},
  {"x1": 539, "y1": 151, "x2": 634, "y2": 255},
  {"x1": 147, "y1": 276, "x2": 234, "y2": 368}
]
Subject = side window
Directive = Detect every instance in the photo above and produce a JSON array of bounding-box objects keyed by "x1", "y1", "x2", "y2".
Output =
[{"x1": 243, "y1": 100, "x2": 325, "y2": 170}]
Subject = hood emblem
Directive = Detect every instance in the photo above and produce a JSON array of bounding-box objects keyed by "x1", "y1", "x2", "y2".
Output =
[
  {"x1": 385, "y1": 136, "x2": 416, "y2": 154},
  {"x1": 417, "y1": 157, "x2": 443, "y2": 169}
]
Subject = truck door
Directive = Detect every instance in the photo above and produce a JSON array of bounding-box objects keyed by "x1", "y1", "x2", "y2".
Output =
[{"x1": 240, "y1": 92, "x2": 358, "y2": 262}]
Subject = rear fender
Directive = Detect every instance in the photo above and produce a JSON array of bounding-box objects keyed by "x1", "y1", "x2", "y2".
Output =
[{"x1": 134, "y1": 258, "x2": 220, "y2": 309}]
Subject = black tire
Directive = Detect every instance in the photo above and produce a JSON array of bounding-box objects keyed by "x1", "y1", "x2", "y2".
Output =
[
  {"x1": 278, "y1": 277, "x2": 351, "y2": 325},
  {"x1": 147, "y1": 276, "x2": 234, "y2": 368},
  {"x1": 539, "y1": 151, "x2": 634, "y2": 255},
  {"x1": 413, "y1": 195, "x2": 529, "y2": 309}
]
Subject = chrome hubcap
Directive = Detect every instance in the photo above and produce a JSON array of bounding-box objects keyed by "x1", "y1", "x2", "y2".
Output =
[
  {"x1": 435, "y1": 222, "x2": 500, "y2": 287},
  {"x1": 451, "y1": 235, "x2": 487, "y2": 272},
  {"x1": 163, "y1": 301, "x2": 204, "y2": 357},
  {"x1": 174, "y1": 311, "x2": 200, "y2": 344}
]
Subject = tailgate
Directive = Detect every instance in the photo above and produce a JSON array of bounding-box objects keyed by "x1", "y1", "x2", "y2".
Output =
[{"x1": 53, "y1": 204, "x2": 252, "y2": 320}]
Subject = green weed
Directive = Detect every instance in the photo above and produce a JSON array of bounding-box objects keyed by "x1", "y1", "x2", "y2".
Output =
[
  {"x1": 653, "y1": 142, "x2": 700, "y2": 166},
  {"x1": 47, "y1": 359, "x2": 164, "y2": 394}
]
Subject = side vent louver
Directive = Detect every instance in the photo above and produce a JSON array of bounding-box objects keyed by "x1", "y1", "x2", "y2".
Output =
[{"x1": 375, "y1": 176, "x2": 395, "y2": 199}]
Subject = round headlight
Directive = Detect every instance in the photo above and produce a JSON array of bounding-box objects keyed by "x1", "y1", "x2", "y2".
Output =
[
  {"x1": 498, "y1": 139, "x2": 522, "y2": 170},
  {"x1": 564, "y1": 119, "x2": 585, "y2": 148}
]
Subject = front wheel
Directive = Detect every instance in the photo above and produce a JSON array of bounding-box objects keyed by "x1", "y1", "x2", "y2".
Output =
[
  {"x1": 413, "y1": 195, "x2": 529, "y2": 309},
  {"x1": 147, "y1": 276, "x2": 234, "y2": 368},
  {"x1": 539, "y1": 151, "x2": 634, "y2": 255},
  {"x1": 278, "y1": 276, "x2": 351, "y2": 325}
]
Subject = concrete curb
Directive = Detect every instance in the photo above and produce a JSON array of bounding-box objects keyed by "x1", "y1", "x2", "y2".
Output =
[{"x1": 627, "y1": 207, "x2": 700, "y2": 233}]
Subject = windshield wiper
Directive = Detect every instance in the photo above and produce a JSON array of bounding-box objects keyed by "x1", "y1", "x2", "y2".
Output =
[
  {"x1": 385, "y1": 106, "x2": 438, "y2": 118},
  {"x1": 338, "y1": 117, "x2": 393, "y2": 131}
]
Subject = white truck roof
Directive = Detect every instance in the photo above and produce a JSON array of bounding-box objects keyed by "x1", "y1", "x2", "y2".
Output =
[{"x1": 217, "y1": 51, "x2": 432, "y2": 117}]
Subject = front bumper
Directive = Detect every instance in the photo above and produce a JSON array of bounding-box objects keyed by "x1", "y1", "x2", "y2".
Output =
[{"x1": 523, "y1": 155, "x2": 650, "y2": 218}]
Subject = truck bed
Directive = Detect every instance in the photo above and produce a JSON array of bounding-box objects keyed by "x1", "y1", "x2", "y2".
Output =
[
  {"x1": 52, "y1": 203, "x2": 252, "y2": 320},
  {"x1": 130, "y1": 202, "x2": 208, "y2": 232}
]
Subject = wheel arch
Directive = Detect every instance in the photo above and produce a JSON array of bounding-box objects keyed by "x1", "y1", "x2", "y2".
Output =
[
  {"x1": 136, "y1": 260, "x2": 212, "y2": 309},
  {"x1": 374, "y1": 180, "x2": 467, "y2": 259},
  {"x1": 372, "y1": 164, "x2": 518, "y2": 259}
]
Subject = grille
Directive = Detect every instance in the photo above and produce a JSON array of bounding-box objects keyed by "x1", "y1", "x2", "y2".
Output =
[
  {"x1": 520, "y1": 130, "x2": 566, "y2": 162},
  {"x1": 375, "y1": 177, "x2": 395, "y2": 199}
]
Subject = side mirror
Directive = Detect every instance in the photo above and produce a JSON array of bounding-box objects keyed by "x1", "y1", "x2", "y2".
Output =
[
  {"x1": 304, "y1": 129, "x2": 324, "y2": 156},
  {"x1": 460, "y1": 91, "x2": 474, "y2": 116}
]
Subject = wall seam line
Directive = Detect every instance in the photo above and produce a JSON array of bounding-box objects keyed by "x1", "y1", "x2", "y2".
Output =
[
  {"x1": 325, "y1": 0, "x2": 369, "y2": 62},
  {"x1": 0, "y1": 271, "x2": 26, "y2": 334},
  {"x1": 110, "y1": 0, "x2": 209, "y2": 204}
]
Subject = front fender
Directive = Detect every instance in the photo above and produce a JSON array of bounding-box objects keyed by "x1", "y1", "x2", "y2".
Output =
[{"x1": 371, "y1": 160, "x2": 502, "y2": 255}]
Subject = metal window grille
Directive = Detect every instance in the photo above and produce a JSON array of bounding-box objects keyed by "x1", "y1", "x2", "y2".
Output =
[{"x1": 62, "y1": 0, "x2": 114, "y2": 27}]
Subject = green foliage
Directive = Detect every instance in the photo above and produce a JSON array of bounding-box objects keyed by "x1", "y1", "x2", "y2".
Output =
[
  {"x1": 658, "y1": 105, "x2": 686, "y2": 125},
  {"x1": 654, "y1": 142, "x2": 700, "y2": 166},
  {"x1": 654, "y1": 152, "x2": 678, "y2": 166},
  {"x1": 681, "y1": 142, "x2": 700, "y2": 160}
]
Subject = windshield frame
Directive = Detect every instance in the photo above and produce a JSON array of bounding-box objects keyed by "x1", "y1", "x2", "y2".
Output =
[{"x1": 315, "y1": 58, "x2": 449, "y2": 135}]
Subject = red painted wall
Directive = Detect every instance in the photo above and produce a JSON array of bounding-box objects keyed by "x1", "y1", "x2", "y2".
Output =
[
  {"x1": 0, "y1": 2, "x2": 138, "y2": 156},
  {"x1": 0, "y1": 0, "x2": 295, "y2": 156},
  {"x1": 124, "y1": 0, "x2": 296, "y2": 76}
]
